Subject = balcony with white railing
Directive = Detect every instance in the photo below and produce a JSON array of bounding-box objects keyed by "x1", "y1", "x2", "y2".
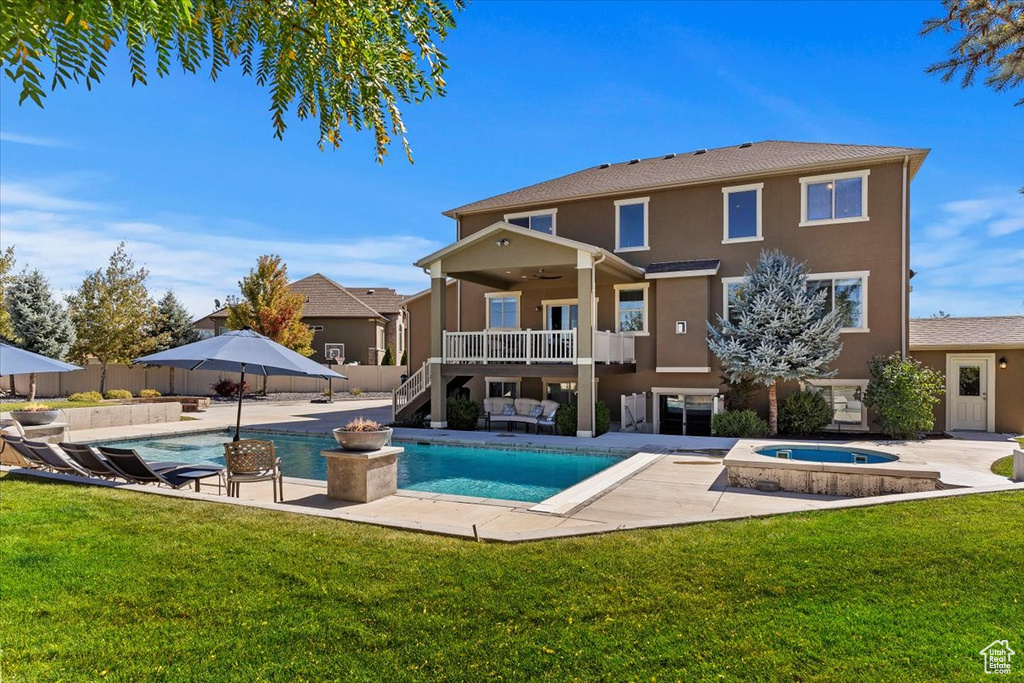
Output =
[{"x1": 442, "y1": 329, "x2": 635, "y2": 365}]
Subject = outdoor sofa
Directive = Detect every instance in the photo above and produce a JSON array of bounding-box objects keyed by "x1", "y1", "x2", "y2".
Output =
[{"x1": 483, "y1": 397, "x2": 560, "y2": 433}]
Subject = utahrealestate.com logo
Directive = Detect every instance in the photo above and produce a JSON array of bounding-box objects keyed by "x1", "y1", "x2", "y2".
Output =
[{"x1": 981, "y1": 640, "x2": 1015, "y2": 675}]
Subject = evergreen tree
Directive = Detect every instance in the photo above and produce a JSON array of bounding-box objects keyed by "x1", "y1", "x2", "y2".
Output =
[
  {"x1": 153, "y1": 291, "x2": 201, "y2": 395},
  {"x1": 7, "y1": 268, "x2": 76, "y2": 401},
  {"x1": 0, "y1": 246, "x2": 16, "y2": 341},
  {"x1": 381, "y1": 346, "x2": 395, "y2": 366},
  {"x1": 67, "y1": 243, "x2": 157, "y2": 393},
  {"x1": 707, "y1": 250, "x2": 845, "y2": 435},
  {"x1": 399, "y1": 349, "x2": 408, "y2": 367}
]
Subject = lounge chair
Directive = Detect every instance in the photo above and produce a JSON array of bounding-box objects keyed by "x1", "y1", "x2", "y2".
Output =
[
  {"x1": 97, "y1": 446, "x2": 225, "y2": 491},
  {"x1": 223, "y1": 439, "x2": 283, "y2": 502},
  {"x1": 1, "y1": 434, "x2": 44, "y2": 469},
  {"x1": 0, "y1": 423, "x2": 34, "y2": 467},
  {"x1": 14, "y1": 439, "x2": 90, "y2": 476},
  {"x1": 58, "y1": 443, "x2": 121, "y2": 480}
]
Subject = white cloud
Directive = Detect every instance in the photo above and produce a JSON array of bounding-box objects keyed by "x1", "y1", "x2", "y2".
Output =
[
  {"x1": 0, "y1": 131, "x2": 64, "y2": 148},
  {"x1": 0, "y1": 178, "x2": 439, "y2": 318}
]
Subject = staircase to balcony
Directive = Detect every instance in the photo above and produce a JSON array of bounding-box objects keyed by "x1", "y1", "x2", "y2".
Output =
[{"x1": 392, "y1": 362, "x2": 471, "y2": 423}]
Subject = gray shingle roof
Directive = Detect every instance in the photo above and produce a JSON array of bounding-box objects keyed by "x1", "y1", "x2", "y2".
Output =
[
  {"x1": 210, "y1": 273, "x2": 386, "y2": 320},
  {"x1": 350, "y1": 287, "x2": 408, "y2": 315},
  {"x1": 909, "y1": 316, "x2": 1024, "y2": 349},
  {"x1": 445, "y1": 140, "x2": 929, "y2": 217}
]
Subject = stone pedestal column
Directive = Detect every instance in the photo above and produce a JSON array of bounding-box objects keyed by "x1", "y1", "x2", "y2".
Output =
[{"x1": 321, "y1": 446, "x2": 402, "y2": 502}]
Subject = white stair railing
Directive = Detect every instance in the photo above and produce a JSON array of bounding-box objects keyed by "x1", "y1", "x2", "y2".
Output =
[{"x1": 392, "y1": 360, "x2": 430, "y2": 415}]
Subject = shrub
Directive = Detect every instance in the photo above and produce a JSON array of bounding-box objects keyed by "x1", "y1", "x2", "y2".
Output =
[
  {"x1": 779, "y1": 390, "x2": 833, "y2": 436},
  {"x1": 446, "y1": 397, "x2": 480, "y2": 431},
  {"x1": 554, "y1": 401, "x2": 611, "y2": 436},
  {"x1": 211, "y1": 378, "x2": 248, "y2": 398},
  {"x1": 16, "y1": 403, "x2": 53, "y2": 412},
  {"x1": 721, "y1": 375, "x2": 760, "y2": 411},
  {"x1": 341, "y1": 417, "x2": 384, "y2": 432},
  {"x1": 68, "y1": 391, "x2": 103, "y2": 403},
  {"x1": 711, "y1": 410, "x2": 769, "y2": 438},
  {"x1": 864, "y1": 352, "x2": 945, "y2": 439},
  {"x1": 399, "y1": 350, "x2": 407, "y2": 366},
  {"x1": 349, "y1": 387, "x2": 363, "y2": 397},
  {"x1": 103, "y1": 389, "x2": 133, "y2": 400},
  {"x1": 381, "y1": 346, "x2": 395, "y2": 365},
  {"x1": 139, "y1": 389, "x2": 161, "y2": 398}
]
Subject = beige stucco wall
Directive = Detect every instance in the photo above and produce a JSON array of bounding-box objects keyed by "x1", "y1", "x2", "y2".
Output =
[
  {"x1": 305, "y1": 317, "x2": 386, "y2": 365},
  {"x1": 912, "y1": 348, "x2": 1024, "y2": 434}
]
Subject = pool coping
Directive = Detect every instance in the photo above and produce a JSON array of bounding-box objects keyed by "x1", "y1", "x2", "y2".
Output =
[{"x1": 724, "y1": 440, "x2": 941, "y2": 478}]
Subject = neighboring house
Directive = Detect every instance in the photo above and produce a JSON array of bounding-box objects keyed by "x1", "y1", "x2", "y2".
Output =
[
  {"x1": 195, "y1": 274, "x2": 408, "y2": 365},
  {"x1": 349, "y1": 287, "x2": 408, "y2": 363},
  {"x1": 910, "y1": 316, "x2": 1024, "y2": 434},
  {"x1": 400, "y1": 140, "x2": 930, "y2": 436}
]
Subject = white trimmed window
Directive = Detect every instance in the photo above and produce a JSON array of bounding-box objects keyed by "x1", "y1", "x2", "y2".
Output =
[
  {"x1": 485, "y1": 291, "x2": 521, "y2": 329},
  {"x1": 614, "y1": 283, "x2": 649, "y2": 334},
  {"x1": 800, "y1": 170, "x2": 870, "y2": 226},
  {"x1": 804, "y1": 380, "x2": 869, "y2": 431},
  {"x1": 721, "y1": 277, "x2": 748, "y2": 325},
  {"x1": 722, "y1": 183, "x2": 763, "y2": 243},
  {"x1": 806, "y1": 271, "x2": 869, "y2": 332},
  {"x1": 505, "y1": 209, "x2": 556, "y2": 235},
  {"x1": 614, "y1": 197, "x2": 649, "y2": 252},
  {"x1": 486, "y1": 377, "x2": 520, "y2": 399}
]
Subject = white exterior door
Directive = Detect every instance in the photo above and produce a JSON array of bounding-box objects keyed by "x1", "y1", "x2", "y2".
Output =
[{"x1": 949, "y1": 357, "x2": 989, "y2": 431}]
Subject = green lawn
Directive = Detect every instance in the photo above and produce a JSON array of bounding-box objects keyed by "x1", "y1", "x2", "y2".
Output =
[
  {"x1": 1, "y1": 475, "x2": 1021, "y2": 682},
  {"x1": 991, "y1": 455, "x2": 1015, "y2": 479},
  {"x1": 1, "y1": 400, "x2": 107, "y2": 411}
]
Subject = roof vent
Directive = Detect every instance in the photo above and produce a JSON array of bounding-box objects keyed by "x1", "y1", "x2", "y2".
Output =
[
  {"x1": 694, "y1": 148, "x2": 707, "y2": 155},
  {"x1": 599, "y1": 163, "x2": 610, "y2": 169},
  {"x1": 628, "y1": 158, "x2": 640, "y2": 164},
  {"x1": 663, "y1": 153, "x2": 676, "y2": 159},
  {"x1": 366, "y1": 289, "x2": 375, "y2": 294},
  {"x1": 739, "y1": 141, "x2": 753, "y2": 148}
]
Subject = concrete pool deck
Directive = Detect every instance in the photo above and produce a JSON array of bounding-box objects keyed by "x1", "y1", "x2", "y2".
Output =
[{"x1": 5, "y1": 398, "x2": 1021, "y2": 541}]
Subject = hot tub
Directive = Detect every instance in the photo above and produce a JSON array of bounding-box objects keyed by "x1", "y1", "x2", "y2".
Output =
[{"x1": 756, "y1": 444, "x2": 898, "y2": 465}]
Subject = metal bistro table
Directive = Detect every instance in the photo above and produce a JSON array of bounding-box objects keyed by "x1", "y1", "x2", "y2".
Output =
[{"x1": 172, "y1": 466, "x2": 225, "y2": 493}]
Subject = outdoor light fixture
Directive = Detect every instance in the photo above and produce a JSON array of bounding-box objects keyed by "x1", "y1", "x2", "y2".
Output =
[
  {"x1": 999, "y1": 356, "x2": 1008, "y2": 369},
  {"x1": 496, "y1": 238, "x2": 510, "y2": 247}
]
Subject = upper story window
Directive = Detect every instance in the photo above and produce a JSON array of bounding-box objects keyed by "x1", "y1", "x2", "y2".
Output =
[
  {"x1": 721, "y1": 277, "x2": 748, "y2": 325},
  {"x1": 486, "y1": 292, "x2": 520, "y2": 329},
  {"x1": 615, "y1": 283, "x2": 649, "y2": 334},
  {"x1": 806, "y1": 272, "x2": 869, "y2": 332},
  {"x1": 505, "y1": 208, "x2": 556, "y2": 235},
  {"x1": 800, "y1": 170, "x2": 870, "y2": 227},
  {"x1": 722, "y1": 183, "x2": 763, "y2": 243},
  {"x1": 614, "y1": 197, "x2": 649, "y2": 252}
]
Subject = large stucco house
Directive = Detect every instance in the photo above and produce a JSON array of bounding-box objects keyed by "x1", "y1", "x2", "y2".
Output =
[
  {"x1": 196, "y1": 274, "x2": 408, "y2": 365},
  {"x1": 399, "y1": 140, "x2": 936, "y2": 436}
]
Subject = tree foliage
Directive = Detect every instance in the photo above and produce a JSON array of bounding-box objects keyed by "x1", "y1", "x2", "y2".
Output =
[
  {"x1": 226, "y1": 254, "x2": 312, "y2": 356},
  {"x1": 707, "y1": 250, "x2": 844, "y2": 435},
  {"x1": 711, "y1": 410, "x2": 769, "y2": 438},
  {"x1": 778, "y1": 390, "x2": 834, "y2": 436},
  {"x1": 864, "y1": 352, "x2": 946, "y2": 439},
  {"x1": 7, "y1": 268, "x2": 76, "y2": 401},
  {"x1": 0, "y1": 246, "x2": 16, "y2": 341},
  {"x1": 381, "y1": 345, "x2": 394, "y2": 366},
  {"x1": 1, "y1": 0, "x2": 462, "y2": 159},
  {"x1": 922, "y1": 0, "x2": 1024, "y2": 104},
  {"x1": 153, "y1": 290, "x2": 200, "y2": 352},
  {"x1": 67, "y1": 243, "x2": 157, "y2": 392}
]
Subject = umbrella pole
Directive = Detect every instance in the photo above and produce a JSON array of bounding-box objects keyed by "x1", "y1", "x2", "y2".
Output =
[{"x1": 234, "y1": 363, "x2": 246, "y2": 442}]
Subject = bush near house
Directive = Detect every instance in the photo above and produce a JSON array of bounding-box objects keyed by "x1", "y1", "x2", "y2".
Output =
[
  {"x1": 211, "y1": 378, "x2": 248, "y2": 398},
  {"x1": 103, "y1": 389, "x2": 133, "y2": 400},
  {"x1": 779, "y1": 390, "x2": 833, "y2": 436},
  {"x1": 864, "y1": 352, "x2": 945, "y2": 439},
  {"x1": 138, "y1": 389, "x2": 161, "y2": 398},
  {"x1": 712, "y1": 410, "x2": 770, "y2": 438},
  {"x1": 349, "y1": 387, "x2": 363, "y2": 397},
  {"x1": 381, "y1": 346, "x2": 395, "y2": 365},
  {"x1": 554, "y1": 401, "x2": 611, "y2": 436},
  {"x1": 68, "y1": 391, "x2": 104, "y2": 403},
  {"x1": 446, "y1": 397, "x2": 480, "y2": 431}
]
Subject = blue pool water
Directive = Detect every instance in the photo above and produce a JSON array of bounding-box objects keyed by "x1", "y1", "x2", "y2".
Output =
[
  {"x1": 98, "y1": 431, "x2": 622, "y2": 503},
  {"x1": 757, "y1": 445, "x2": 897, "y2": 465}
]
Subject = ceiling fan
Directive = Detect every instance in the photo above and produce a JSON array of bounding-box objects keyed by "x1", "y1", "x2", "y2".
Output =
[{"x1": 530, "y1": 268, "x2": 562, "y2": 281}]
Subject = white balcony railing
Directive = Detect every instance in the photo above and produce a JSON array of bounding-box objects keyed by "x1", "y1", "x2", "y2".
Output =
[
  {"x1": 442, "y1": 329, "x2": 635, "y2": 364},
  {"x1": 392, "y1": 360, "x2": 430, "y2": 414}
]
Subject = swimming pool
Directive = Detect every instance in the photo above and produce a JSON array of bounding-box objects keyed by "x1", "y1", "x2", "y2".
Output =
[
  {"x1": 756, "y1": 445, "x2": 898, "y2": 465},
  {"x1": 97, "y1": 431, "x2": 622, "y2": 503}
]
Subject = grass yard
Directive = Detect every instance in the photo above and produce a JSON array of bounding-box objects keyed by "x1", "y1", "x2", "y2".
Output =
[
  {"x1": 0, "y1": 400, "x2": 107, "y2": 411},
  {"x1": 991, "y1": 455, "x2": 1015, "y2": 479},
  {"x1": 1, "y1": 474, "x2": 1021, "y2": 682}
]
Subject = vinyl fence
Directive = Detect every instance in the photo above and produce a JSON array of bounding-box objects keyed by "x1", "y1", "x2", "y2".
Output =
[{"x1": 10, "y1": 363, "x2": 406, "y2": 397}]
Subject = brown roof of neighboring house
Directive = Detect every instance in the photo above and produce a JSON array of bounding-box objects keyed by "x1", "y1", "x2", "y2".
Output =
[
  {"x1": 445, "y1": 140, "x2": 929, "y2": 217},
  {"x1": 349, "y1": 287, "x2": 408, "y2": 314},
  {"x1": 909, "y1": 316, "x2": 1024, "y2": 350},
  {"x1": 209, "y1": 273, "x2": 387, "y2": 321}
]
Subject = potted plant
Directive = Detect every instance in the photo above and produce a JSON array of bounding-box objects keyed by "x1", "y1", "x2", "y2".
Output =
[
  {"x1": 9, "y1": 403, "x2": 61, "y2": 426},
  {"x1": 332, "y1": 417, "x2": 393, "y2": 452}
]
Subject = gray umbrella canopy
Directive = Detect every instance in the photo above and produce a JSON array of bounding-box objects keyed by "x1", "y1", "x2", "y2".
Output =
[
  {"x1": 133, "y1": 328, "x2": 346, "y2": 440},
  {"x1": 0, "y1": 343, "x2": 82, "y2": 376}
]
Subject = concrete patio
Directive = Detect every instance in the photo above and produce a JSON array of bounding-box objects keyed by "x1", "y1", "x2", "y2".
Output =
[{"x1": 4, "y1": 398, "x2": 1021, "y2": 542}]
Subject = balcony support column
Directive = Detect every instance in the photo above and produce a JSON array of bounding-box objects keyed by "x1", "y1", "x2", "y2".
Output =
[
  {"x1": 576, "y1": 251, "x2": 596, "y2": 437},
  {"x1": 429, "y1": 262, "x2": 447, "y2": 428}
]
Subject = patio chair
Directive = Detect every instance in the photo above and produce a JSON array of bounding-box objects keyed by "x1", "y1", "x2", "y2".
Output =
[
  {"x1": 15, "y1": 439, "x2": 90, "y2": 476},
  {"x1": 223, "y1": 439, "x2": 283, "y2": 502},
  {"x1": 97, "y1": 446, "x2": 225, "y2": 491},
  {"x1": 1, "y1": 433, "x2": 42, "y2": 469},
  {"x1": 58, "y1": 442, "x2": 121, "y2": 480}
]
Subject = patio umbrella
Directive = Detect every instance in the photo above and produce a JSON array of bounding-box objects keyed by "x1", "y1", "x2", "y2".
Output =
[
  {"x1": 133, "y1": 328, "x2": 346, "y2": 441},
  {"x1": 0, "y1": 343, "x2": 82, "y2": 376}
]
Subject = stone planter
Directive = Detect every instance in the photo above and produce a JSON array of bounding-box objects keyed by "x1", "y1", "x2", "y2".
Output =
[
  {"x1": 10, "y1": 409, "x2": 60, "y2": 426},
  {"x1": 332, "y1": 427, "x2": 393, "y2": 452}
]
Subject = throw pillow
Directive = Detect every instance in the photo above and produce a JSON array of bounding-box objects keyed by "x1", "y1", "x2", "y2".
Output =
[
  {"x1": 502, "y1": 404, "x2": 517, "y2": 416},
  {"x1": 529, "y1": 405, "x2": 544, "y2": 418}
]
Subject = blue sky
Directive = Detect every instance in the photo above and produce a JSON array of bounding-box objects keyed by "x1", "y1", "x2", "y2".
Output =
[{"x1": 1, "y1": 1, "x2": 1021, "y2": 318}]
